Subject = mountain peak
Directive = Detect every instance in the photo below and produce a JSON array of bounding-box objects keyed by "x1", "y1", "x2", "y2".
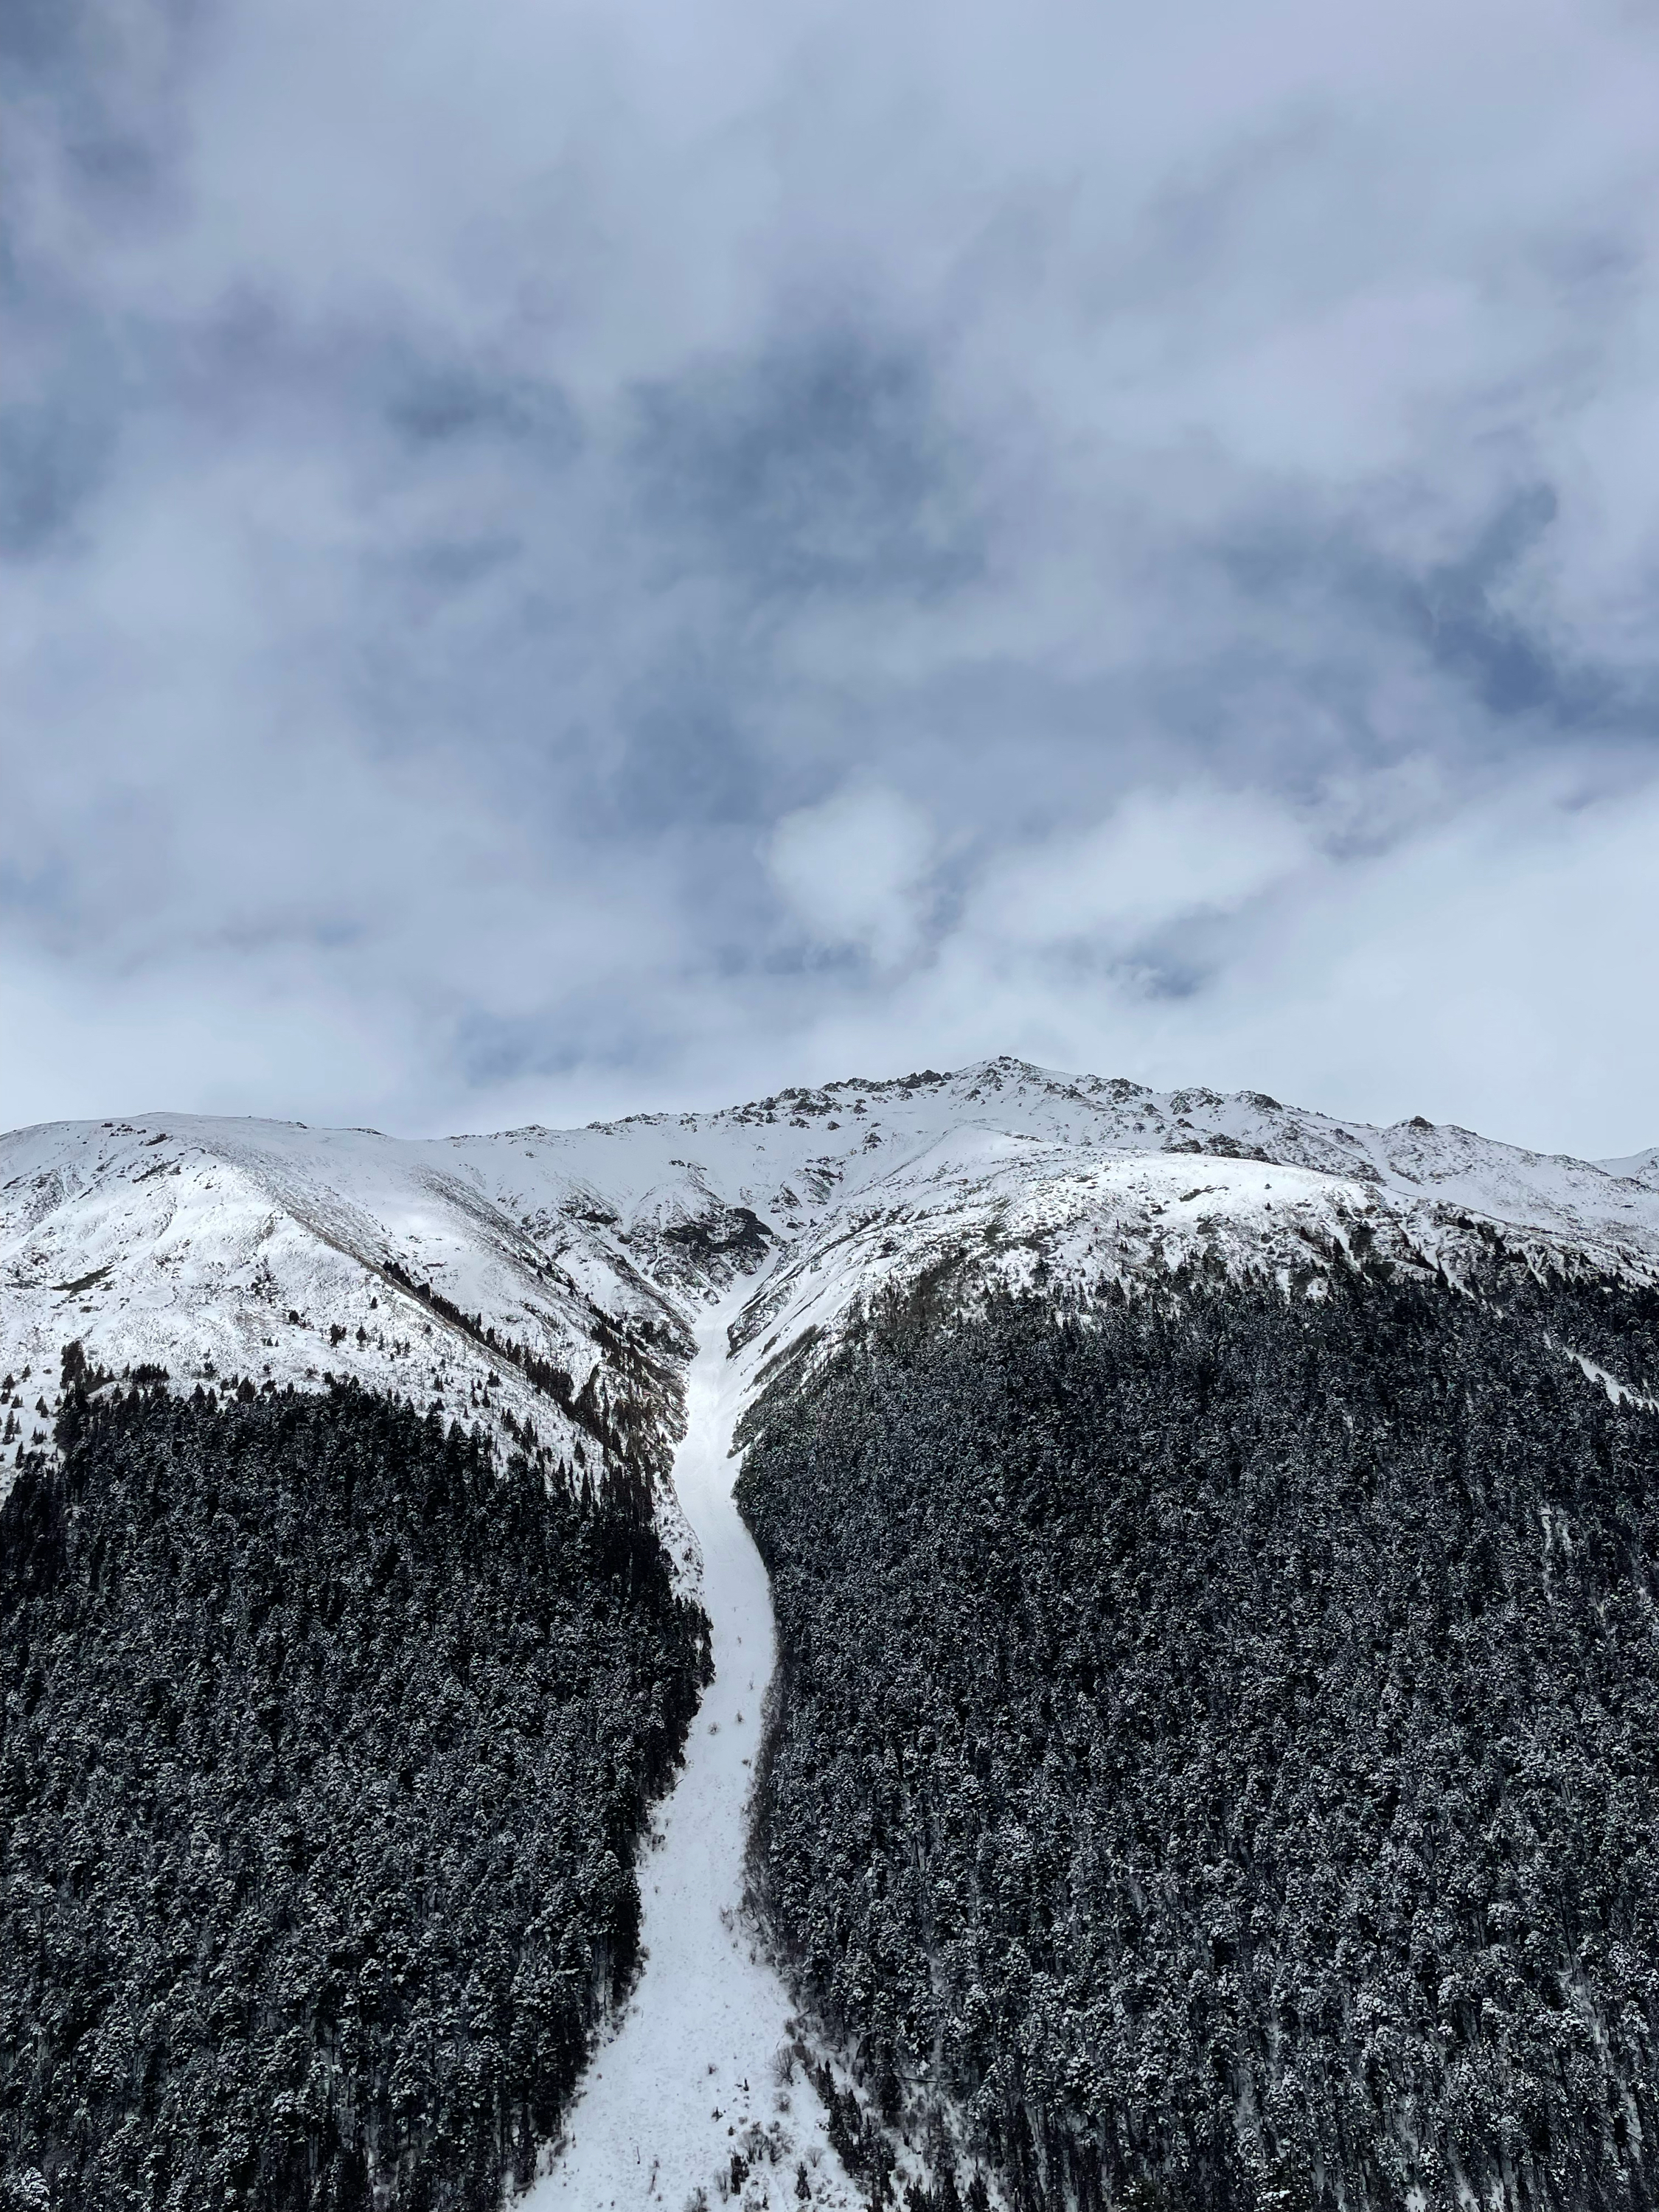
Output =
[{"x1": 4, "y1": 1066, "x2": 1657, "y2": 1506}]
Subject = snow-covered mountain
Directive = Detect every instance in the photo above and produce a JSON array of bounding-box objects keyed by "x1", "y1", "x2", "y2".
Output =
[
  {"x1": 4, "y1": 1057, "x2": 1657, "y2": 1501},
  {"x1": 7, "y1": 1057, "x2": 1659, "y2": 2212}
]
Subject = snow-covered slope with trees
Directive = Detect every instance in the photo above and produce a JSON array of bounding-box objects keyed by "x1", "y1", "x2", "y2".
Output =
[
  {"x1": 6, "y1": 1061, "x2": 1659, "y2": 2211},
  {"x1": 5, "y1": 1059, "x2": 1657, "y2": 1496}
]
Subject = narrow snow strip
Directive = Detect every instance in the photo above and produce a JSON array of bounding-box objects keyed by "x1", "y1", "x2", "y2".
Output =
[
  {"x1": 1568, "y1": 1347, "x2": 1659, "y2": 1412},
  {"x1": 525, "y1": 1291, "x2": 859, "y2": 2212}
]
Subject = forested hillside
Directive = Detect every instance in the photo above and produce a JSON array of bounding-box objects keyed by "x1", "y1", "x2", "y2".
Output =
[
  {"x1": 739, "y1": 1268, "x2": 1659, "y2": 2212},
  {"x1": 0, "y1": 1356, "x2": 708, "y2": 2212}
]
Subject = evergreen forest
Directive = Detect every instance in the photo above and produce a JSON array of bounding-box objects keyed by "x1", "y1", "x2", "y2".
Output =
[
  {"x1": 0, "y1": 1358, "x2": 707, "y2": 2212},
  {"x1": 737, "y1": 1270, "x2": 1659, "y2": 2212}
]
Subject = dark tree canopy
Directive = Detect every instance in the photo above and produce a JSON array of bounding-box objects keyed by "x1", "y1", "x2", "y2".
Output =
[
  {"x1": 738, "y1": 1270, "x2": 1659, "y2": 2212},
  {"x1": 0, "y1": 1374, "x2": 707, "y2": 2212}
]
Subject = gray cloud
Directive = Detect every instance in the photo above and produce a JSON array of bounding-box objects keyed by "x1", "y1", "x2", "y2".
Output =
[
  {"x1": 630, "y1": 335, "x2": 983, "y2": 605},
  {"x1": 4, "y1": 0, "x2": 1659, "y2": 1154}
]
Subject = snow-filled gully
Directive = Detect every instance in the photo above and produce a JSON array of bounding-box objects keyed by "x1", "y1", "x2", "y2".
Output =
[{"x1": 526, "y1": 1293, "x2": 860, "y2": 2212}]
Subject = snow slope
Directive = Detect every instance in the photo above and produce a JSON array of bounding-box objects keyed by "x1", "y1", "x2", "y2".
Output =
[
  {"x1": 0, "y1": 1113, "x2": 706, "y2": 1569},
  {"x1": 4, "y1": 1059, "x2": 1658, "y2": 1499},
  {"x1": 7, "y1": 1062, "x2": 1656, "y2": 1433}
]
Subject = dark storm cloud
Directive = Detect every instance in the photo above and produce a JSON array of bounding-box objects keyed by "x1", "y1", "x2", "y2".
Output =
[
  {"x1": 630, "y1": 335, "x2": 983, "y2": 606},
  {"x1": 1409, "y1": 488, "x2": 1606, "y2": 727},
  {"x1": 0, "y1": 383, "x2": 118, "y2": 554},
  {"x1": 4, "y1": 0, "x2": 1659, "y2": 1152},
  {"x1": 1211, "y1": 484, "x2": 1626, "y2": 772}
]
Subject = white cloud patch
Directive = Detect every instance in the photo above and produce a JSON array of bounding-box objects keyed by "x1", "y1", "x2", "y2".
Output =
[
  {"x1": 971, "y1": 787, "x2": 1312, "y2": 953},
  {"x1": 766, "y1": 786, "x2": 936, "y2": 968}
]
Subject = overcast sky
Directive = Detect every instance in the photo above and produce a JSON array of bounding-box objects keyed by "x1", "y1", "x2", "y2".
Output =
[{"x1": 5, "y1": 0, "x2": 1658, "y2": 1154}]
